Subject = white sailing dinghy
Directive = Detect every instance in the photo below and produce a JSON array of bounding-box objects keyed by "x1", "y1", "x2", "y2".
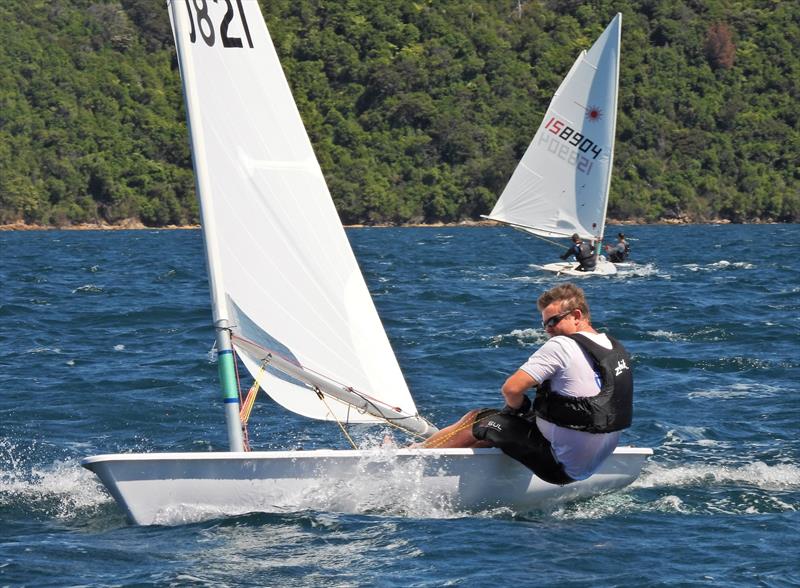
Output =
[
  {"x1": 483, "y1": 14, "x2": 623, "y2": 276},
  {"x1": 82, "y1": 3, "x2": 650, "y2": 525}
]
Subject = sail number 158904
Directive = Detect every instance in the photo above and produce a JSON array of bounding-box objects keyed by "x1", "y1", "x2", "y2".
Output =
[{"x1": 182, "y1": 0, "x2": 254, "y2": 48}]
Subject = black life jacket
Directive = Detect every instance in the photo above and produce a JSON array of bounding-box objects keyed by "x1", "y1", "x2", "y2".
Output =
[
  {"x1": 609, "y1": 242, "x2": 627, "y2": 263},
  {"x1": 533, "y1": 333, "x2": 633, "y2": 433},
  {"x1": 619, "y1": 241, "x2": 630, "y2": 260},
  {"x1": 576, "y1": 242, "x2": 596, "y2": 269}
]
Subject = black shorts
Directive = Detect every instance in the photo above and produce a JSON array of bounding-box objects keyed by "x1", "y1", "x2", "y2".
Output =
[{"x1": 472, "y1": 409, "x2": 575, "y2": 486}]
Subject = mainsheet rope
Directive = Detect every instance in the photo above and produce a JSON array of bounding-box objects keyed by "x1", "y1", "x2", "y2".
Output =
[
  {"x1": 313, "y1": 387, "x2": 357, "y2": 449},
  {"x1": 419, "y1": 410, "x2": 500, "y2": 448}
]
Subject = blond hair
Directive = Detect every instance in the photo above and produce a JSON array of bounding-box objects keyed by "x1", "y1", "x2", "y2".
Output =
[{"x1": 536, "y1": 283, "x2": 590, "y2": 320}]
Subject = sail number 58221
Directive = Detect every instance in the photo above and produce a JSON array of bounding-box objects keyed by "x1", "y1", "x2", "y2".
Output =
[{"x1": 182, "y1": 0, "x2": 254, "y2": 48}]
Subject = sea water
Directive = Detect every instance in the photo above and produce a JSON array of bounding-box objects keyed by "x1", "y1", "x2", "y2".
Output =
[{"x1": 1, "y1": 224, "x2": 798, "y2": 586}]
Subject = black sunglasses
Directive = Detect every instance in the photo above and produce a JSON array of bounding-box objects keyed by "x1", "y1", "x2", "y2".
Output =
[{"x1": 542, "y1": 310, "x2": 572, "y2": 329}]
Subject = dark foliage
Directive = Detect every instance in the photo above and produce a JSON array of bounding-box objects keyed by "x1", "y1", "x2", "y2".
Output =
[{"x1": 1, "y1": 0, "x2": 798, "y2": 226}]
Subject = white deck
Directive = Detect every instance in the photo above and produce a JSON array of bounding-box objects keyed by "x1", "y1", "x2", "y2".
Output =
[{"x1": 537, "y1": 259, "x2": 618, "y2": 276}]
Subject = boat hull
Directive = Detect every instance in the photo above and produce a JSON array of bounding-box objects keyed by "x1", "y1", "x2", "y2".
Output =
[
  {"x1": 536, "y1": 259, "x2": 618, "y2": 276},
  {"x1": 82, "y1": 446, "x2": 652, "y2": 525}
]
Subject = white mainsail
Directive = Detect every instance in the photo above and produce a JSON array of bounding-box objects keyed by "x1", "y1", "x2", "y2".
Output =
[
  {"x1": 168, "y1": 0, "x2": 430, "y2": 433},
  {"x1": 486, "y1": 13, "x2": 621, "y2": 242}
]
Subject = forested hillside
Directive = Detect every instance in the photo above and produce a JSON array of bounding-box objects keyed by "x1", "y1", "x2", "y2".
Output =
[{"x1": 1, "y1": 0, "x2": 798, "y2": 227}]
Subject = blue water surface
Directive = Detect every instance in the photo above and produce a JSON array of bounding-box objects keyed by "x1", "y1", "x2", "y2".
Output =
[{"x1": 1, "y1": 224, "x2": 798, "y2": 586}]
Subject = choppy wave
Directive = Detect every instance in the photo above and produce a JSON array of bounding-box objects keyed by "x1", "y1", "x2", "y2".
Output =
[
  {"x1": 683, "y1": 260, "x2": 756, "y2": 272},
  {"x1": 72, "y1": 284, "x2": 105, "y2": 294},
  {"x1": 635, "y1": 460, "x2": 800, "y2": 491},
  {"x1": 647, "y1": 329, "x2": 689, "y2": 341},
  {"x1": 615, "y1": 262, "x2": 662, "y2": 278},
  {"x1": 687, "y1": 382, "x2": 782, "y2": 399},
  {"x1": 25, "y1": 346, "x2": 62, "y2": 355},
  {"x1": 3, "y1": 224, "x2": 800, "y2": 584},
  {"x1": 489, "y1": 327, "x2": 547, "y2": 348}
]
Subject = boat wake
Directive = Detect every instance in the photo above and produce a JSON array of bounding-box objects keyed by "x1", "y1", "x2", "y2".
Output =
[
  {"x1": 547, "y1": 459, "x2": 800, "y2": 520},
  {"x1": 613, "y1": 262, "x2": 661, "y2": 278}
]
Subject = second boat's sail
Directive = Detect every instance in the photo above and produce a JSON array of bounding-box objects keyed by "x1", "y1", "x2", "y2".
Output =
[{"x1": 485, "y1": 14, "x2": 621, "y2": 243}]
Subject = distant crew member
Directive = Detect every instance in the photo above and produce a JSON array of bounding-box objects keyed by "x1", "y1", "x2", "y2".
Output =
[
  {"x1": 560, "y1": 233, "x2": 596, "y2": 272},
  {"x1": 605, "y1": 232, "x2": 630, "y2": 263}
]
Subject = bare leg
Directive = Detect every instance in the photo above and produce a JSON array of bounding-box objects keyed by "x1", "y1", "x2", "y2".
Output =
[{"x1": 413, "y1": 409, "x2": 493, "y2": 449}]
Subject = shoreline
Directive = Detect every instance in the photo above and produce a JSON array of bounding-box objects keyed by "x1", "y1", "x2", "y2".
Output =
[{"x1": 0, "y1": 218, "x2": 747, "y2": 232}]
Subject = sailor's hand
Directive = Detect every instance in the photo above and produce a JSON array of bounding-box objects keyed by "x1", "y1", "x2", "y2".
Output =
[{"x1": 499, "y1": 395, "x2": 531, "y2": 417}]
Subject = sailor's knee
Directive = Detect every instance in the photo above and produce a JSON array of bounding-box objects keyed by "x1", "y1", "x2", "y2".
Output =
[{"x1": 463, "y1": 409, "x2": 484, "y2": 422}]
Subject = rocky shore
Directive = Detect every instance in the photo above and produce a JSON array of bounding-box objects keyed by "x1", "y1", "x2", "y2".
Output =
[{"x1": 1, "y1": 216, "x2": 740, "y2": 231}]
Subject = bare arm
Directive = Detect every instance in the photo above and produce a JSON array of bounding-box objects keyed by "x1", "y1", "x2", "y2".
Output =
[{"x1": 501, "y1": 369, "x2": 538, "y2": 409}]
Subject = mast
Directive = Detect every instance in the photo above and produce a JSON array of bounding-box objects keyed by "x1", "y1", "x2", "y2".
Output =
[
  {"x1": 168, "y1": 0, "x2": 244, "y2": 452},
  {"x1": 596, "y1": 13, "x2": 622, "y2": 246}
]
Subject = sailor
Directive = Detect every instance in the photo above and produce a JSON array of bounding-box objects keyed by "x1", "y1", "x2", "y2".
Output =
[
  {"x1": 414, "y1": 283, "x2": 633, "y2": 485},
  {"x1": 560, "y1": 233, "x2": 597, "y2": 271},
  {"x1": 605, "y1": 232, "x2": 630, "y2": 263}
]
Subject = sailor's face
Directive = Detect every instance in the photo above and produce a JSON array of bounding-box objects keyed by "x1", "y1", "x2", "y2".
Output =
[{"x1": 541, "y1": 302, "x2": 577, "y2": 336}]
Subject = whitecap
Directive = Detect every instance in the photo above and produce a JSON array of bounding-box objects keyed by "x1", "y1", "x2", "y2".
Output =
[
  {"x1": 653, "y1": 494, "x2": 688, "y2": 513},
  {"x1": 685, "y1": 260, "x2": 754, "y2": 273},
  {"x1": 551, "y1": 492, "x2": 640, "y2": 520},
  {"x1": 647, "y1": 329, "x2": 687, "y2": 342},
  {"x1": 633, "y1": 461, "x2": 800, "y2": 491},
  {"x1": 696, "y1": 439, "x2": 724, "y2": 447},
  {"x1": 663, "y1": 426, "x2": 711, "y2": 443},
  {"x1": 616, "y1": 263, "x2": 662, "y2": 278},
  {"x1": 72, "y1": 284, "x2": 104, "y2": 294},
  {"x1": 27, "y1": 347, "x2": 62, "y2": 355},
  {"x1": 688, "y1": 382, "x2": 780, "y2": 400},
  {"x1": 489, "y1": 327, "x2": 547, "y2": 348}
]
